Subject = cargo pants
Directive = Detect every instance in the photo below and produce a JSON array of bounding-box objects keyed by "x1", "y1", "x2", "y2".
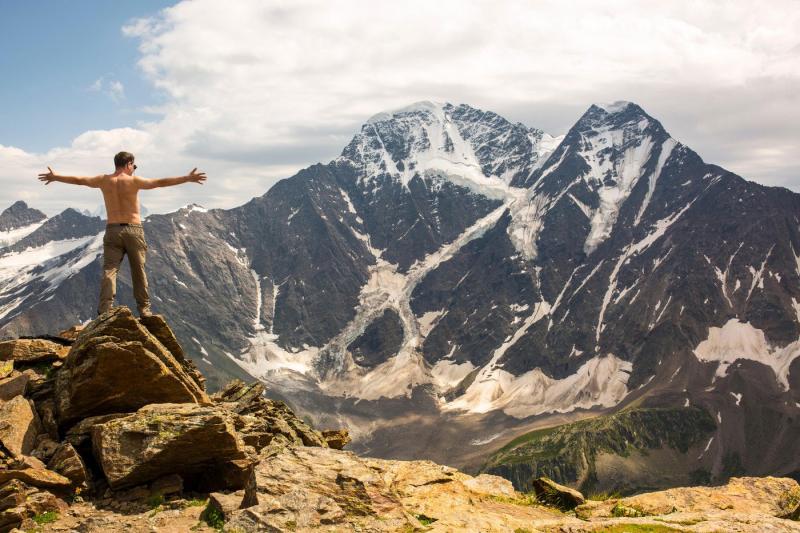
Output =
[{"x1": 97, "y1": 223, "x2": 152, "y2": 316}]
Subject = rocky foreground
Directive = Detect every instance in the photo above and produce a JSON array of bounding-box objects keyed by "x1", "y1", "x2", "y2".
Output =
[{"x1": 0, "y1": 308, "x2": 798, "y2": 532}]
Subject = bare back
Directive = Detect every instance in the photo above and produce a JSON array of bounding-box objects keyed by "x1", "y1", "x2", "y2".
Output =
[{"x1": 98, "y1": 174, "x2": 143, "y2": 224}]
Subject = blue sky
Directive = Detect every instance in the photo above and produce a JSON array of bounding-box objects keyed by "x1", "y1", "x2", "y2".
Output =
[
  {"x1": 0, "y1": 1, "x2": 173, "y2": 152},
  {"x1": 1, "y1": 1, "x2": 798, "y2": 216}
]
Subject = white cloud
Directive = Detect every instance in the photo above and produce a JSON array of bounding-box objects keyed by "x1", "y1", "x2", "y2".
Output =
[
  {"x1": 88, "y1": 77, "x2": 126, "y2": 102},
  {"x1": 3, "y1": 0, "x2": 799, "y2": 216}
]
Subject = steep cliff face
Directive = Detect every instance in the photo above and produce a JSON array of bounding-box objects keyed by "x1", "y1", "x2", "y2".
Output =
[{"x1": 1, "y1": 101, "x2": 800, "y2": 492}]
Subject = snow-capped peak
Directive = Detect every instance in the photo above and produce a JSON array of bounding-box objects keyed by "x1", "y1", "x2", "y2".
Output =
[
  {"x1": 341, "y1": 102, "x2": 561, "y2": 194},
  {"x1": 595, "y1": 100, "x2": 633, "y2": 114},
  {"x1": 366, "y1": 100, "x2": 446, "y2": 124}
]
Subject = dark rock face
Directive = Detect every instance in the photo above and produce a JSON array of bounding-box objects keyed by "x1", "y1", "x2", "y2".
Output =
[
  {"x1": 0, "y1": 201, "x2": 46, "y2": 232},
  {"x1": 411, "y1": 211, "x2": 541, "y2": 369},
  {"x1": 347, "y1": 309, "x2": 404, "y2": 368}
]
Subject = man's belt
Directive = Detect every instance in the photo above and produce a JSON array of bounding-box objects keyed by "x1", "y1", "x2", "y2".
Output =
[{"x1": 107, "y1": 223, "x2": 142, "y2": 227}]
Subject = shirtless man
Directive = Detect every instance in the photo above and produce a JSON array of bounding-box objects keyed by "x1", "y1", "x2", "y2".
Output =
[{"x1": 38, "y1": 151, "x2": 206, "y2": 317}]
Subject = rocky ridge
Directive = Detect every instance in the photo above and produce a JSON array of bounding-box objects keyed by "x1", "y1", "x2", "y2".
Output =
[{"x1": 0, "y1": 308, "x2": 797, "y2": 532}]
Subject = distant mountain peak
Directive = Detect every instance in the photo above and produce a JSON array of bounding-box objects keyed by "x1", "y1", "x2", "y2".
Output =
[
  {"x1": 342, "y1": 101, "x2": 561, "y2": 191},
  {"x1": 366, "y1": 100, "x2": 447, "y2": 124},
  {"x1": 0, "y1": 200, "x2": 47, "y2": 232},
  {"x1": 594, "y1": 100, "x2": 634, "y2": 114}
]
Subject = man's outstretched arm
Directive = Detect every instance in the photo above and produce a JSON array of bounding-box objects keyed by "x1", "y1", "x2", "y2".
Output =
[
  {"x1": 38, "y1": 167, "x2": 103, "y2": 187},
  {"x1": 135, "y1": 168, "x2": 207, "y2": 190}
]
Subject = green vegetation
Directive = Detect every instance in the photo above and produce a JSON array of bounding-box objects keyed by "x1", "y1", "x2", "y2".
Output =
[
  {"x1": 514, "y1": 529, "x2": 535, "y2": 533},
  {"x1": 610, "y1": 502, "x2": 648, "y2": 518},
  {"x1": 32, "y1": 511, "x2": 59, "y2": 525},
  {"x1": 147, "y1": 493, "x2": 165, "y2": 509},
  {"x1": 591, "y1": 525, "x2": 683, "y2": 533},
  {"x1": 587, "y1": 490, "x2": 622, "y2": 501},
  {"x1": 487, "y1": 492, "x2": 540, "y2": 507},
  {"x1": 200, "y1": 503, "x2": 225, "y2": 530},
  {"x1": 183, "y1": 497, "x2": 208, "y2": 508},
  {"x1": 415, "y1": 514, "x2": 437, "y2": 525},
  {"x1": 482, "y1": 407, "x2": 716, "y2": 493}
]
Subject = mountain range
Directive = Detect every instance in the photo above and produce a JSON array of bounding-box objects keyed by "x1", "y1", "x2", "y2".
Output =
[{"x1": 1, "y1": 100, "x2": 799, "y2": 492}]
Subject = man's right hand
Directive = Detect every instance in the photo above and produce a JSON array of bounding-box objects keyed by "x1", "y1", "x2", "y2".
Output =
[{"x1": 185, "y1": 168, "x2": 207, "y2": 184}]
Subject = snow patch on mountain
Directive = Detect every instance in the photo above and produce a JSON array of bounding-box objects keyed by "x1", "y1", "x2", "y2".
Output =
[
  {"x1": 596, "y1": 101, "x2": 633, "y2": 114},
  {"x1": 431, "y1": 359, "x2": 475, "y2": 390},
  {"x1": 444, "y1": 353, "x2": 631, "y2": 418},
  {"x1": 233, "y1": 268, "x2": 318, "y2": 378},
  {"x1": 0, "y1": 233, "x2": 103, "y2": 320},
  {"x1": 694, "y1": 318, "x2": 800, "y2": 390},
  {"x1": 0, "y1": 221, "x2": 46, "y2": 248}
]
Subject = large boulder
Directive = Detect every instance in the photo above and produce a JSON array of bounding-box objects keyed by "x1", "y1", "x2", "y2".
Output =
[
  {"x1": 55, "y1": 307, "x2": 210, "y2": 429},
  {"x1": 0, "y1": 396, "x2": 41, "y2": 457},
  {"x1": 530, "y1": 476, "x2": 586, "y2": 510},
  {"x1": 91, "y1": 403, "x2": 251, "y2": 491}
]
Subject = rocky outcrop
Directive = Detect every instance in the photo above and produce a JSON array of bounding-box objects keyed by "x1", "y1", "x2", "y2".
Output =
[
  {"x1": 0, "y1": 308, "x2": 353, "y2": 531},
  {"x1": 55, "y1": 307, "x2": 210, "y2": 429},
  {"x1": 91, "y1": 403, "x2": 250, "y2": 491}
]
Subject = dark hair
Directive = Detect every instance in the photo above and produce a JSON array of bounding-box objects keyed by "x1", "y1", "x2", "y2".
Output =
[{"x1": 114, "y1": 151, "x2": 135, "y2": 168}]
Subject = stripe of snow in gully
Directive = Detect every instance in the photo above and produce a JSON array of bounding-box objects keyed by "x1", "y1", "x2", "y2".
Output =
[{"x1": 0, "y1": 220, "x2": 46, "y2": 248}]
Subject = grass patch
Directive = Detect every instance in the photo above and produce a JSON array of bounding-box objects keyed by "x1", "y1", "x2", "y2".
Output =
[
  {"x1": 415, "y1": 513, "x2": 437, "y2": 525},
  {"x1": 32, "y1": 511, "x2": 59, "y2": 525},
  {"x1": 587, "y1": 490, "x2": 622, "y2": 501},
  {"x1": 610, "y1": 502, "x2": 648, "y2": 518},
  {"x1": 183, "y1": 497, "x2": 208, "y2": 508},
  {"x1": 488, "y1": 493, "x2": 540, "y2": 507},
  {"x1": 654, "y1": 517, "x2": 706, "y2": 526},
  {"x1": 147, "y1": 493, "x2": 165, "y2": 509},
  {"x1": 591, "y1": 525, "x2": 683, "y2": 533},
  {"x1": 200, "y1": 503, "x2": 225, "y2": 530}
]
